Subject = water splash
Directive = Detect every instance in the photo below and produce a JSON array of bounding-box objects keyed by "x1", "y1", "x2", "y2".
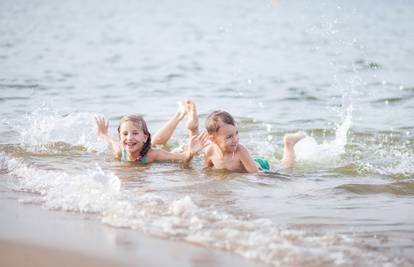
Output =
[
  {"x1": 12, "y1": 105, "x2": 106, "y2": 153},
  {"x1": 356, "y1": 137, "x2": 414, "y2": 179},
  {"x1": 294, "y1": 105, "x2": 352, "y2": 165}
]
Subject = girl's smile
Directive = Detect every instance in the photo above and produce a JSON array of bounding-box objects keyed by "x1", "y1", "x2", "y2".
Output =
[{"x1": 119, "y1": 121, "x2": 148, "y2": 155}]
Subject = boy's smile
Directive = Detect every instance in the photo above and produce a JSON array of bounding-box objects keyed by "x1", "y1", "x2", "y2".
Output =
[{"x1": 213, "y1": 123, "x2": 239, "y2": 153}]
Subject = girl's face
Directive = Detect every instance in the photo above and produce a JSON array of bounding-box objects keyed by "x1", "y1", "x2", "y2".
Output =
[
  {"x1": 213, "y1": 123, "x2": 239, "y2": 153},
  {"x1": 119, "y1": 121, "x2": 148, "y2": 154}
]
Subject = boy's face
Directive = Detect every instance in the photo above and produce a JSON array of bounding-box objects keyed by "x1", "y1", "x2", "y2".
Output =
[
  {"x1": 211, "y1": 123, "x2": 239, "y2": 153},
  {"x1": 119, "y1": 121, "x2": 148, "y2": 154}
]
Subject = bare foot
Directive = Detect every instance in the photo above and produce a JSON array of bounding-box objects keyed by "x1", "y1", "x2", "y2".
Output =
[
  {"x1": 281, "y1": 132, "x2": 306, "y2": 168},
  {"x1": 175, "y1": 101, "x2": 187, "y2": 121},
  {"x1": 185, "y1": 100, "x2": 199, "y2": 132},
  {"x1": 283, "y1": 131, "x2": 306, "y2": 148}
]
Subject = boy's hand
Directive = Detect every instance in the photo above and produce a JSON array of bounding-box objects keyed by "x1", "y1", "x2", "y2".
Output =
[
  {"x1": 95, "y1": 116, "x2": 109, "y2": 137},
  {"x1": 186, "y1": 132, "x2": 209, "y2": 161}
]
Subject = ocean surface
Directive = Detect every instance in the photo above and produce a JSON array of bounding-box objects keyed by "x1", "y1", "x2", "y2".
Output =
[{"x1": 1, "y1": 0, "x2": 413, "y2": 266}]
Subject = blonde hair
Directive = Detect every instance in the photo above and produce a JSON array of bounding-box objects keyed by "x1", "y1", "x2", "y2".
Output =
[
  {"x1": 118, "y1": 114, "x2": 152, "y2": 157},
  {"x1": 205, "y1": 110, "x2": 235, "y2": 135}
]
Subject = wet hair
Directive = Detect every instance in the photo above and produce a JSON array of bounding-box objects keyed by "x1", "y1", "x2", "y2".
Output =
[
  {"x1": 118, "y1": 114, "x2": 151, "y2": 157},
  {"x1": 205, "y1": 110, "x2": 236, "y2": 135}
]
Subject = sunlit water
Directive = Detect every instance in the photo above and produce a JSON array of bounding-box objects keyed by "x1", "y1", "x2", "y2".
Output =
[{"x1": 1, "y1": 0, "x2": 413, "y2": 266}]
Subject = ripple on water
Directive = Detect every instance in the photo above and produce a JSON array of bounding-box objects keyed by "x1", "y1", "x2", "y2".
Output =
[
  {"x1": 337, "y1": 181, "x2": 414, "y2": 196},
  {"x1": 0, "y1": 143, "x2": 89, "y2": 157},
  {"x1": 281, "y1": 96, "x2": 321, "y2": 102},
  {"x1": 0, "y1": 83, "x2": 39, "y2": 90},
  {"x1": 352, "y1": 59, "x2": 382, "y2": 71},
  {"x1": 334, "y1": 163, "x2": 363, "y2": 176},
  {"x1": 372, "y1": 96, "x2": 414, "y2": 105}
]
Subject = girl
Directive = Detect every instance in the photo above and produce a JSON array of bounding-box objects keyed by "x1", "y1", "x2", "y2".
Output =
[{"x1": 95, "y1": 100, "x2": 207, "y2": 164}]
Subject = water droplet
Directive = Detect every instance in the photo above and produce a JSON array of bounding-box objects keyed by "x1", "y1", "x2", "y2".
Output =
[{"x1": 266, "y1": 124, "x2": 272, "y2": 132}]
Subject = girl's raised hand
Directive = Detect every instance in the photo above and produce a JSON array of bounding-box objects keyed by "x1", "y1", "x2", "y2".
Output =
[{"x1": 95, "y1": 116, "x2": 109, "y2": 137}]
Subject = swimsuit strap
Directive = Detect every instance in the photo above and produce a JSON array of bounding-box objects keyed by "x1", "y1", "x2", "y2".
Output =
[{"x1": 121, "y1": 148, "x2": 147, "y2": 164}]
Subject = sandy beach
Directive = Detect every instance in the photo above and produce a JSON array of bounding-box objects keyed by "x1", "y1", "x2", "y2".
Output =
[
  {"x1": 0, "y1": 184, "x2": 266, "y2": 267},
  {"x1": 0, "y1": 240, "x2": 129, "y2": 267}
]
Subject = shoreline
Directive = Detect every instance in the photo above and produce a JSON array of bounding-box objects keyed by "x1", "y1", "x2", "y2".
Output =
[
  {"x1": 0, "y1": 240, "x2": 131, "y2": 267},
  {"x1": 0, "y1": 186, "x2": 266, "y2": 267}
]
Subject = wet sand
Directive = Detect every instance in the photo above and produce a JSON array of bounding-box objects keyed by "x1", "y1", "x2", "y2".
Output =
[
  {"x1": 0, "y1": 240, "x2": 130, "y2": 267},
  {"x1": 0, "y1": 188, "x2": 267, "y2": 267}
]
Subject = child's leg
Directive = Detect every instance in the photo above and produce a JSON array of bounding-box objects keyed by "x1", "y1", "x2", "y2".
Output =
[
  {"x1": 281, "y1": 132, "x2": 305, "y2": 168},
  {"x1": 152, "y1": 102, "x2": 187, "y2": 146},
  {"x1": 185, "y1": 100, "x2": 199, "y2": 138}
]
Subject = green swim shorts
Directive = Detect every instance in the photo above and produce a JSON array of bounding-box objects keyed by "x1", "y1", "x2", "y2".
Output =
[{"x1": 254, "y1": 157, "x2": 270, "y2": 171}]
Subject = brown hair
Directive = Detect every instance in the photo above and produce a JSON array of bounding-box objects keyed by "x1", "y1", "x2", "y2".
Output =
[
  {"x1": 118, "y1": 114, "x2": 152, "y2": 157},
  {"x1": 205, "y1": 110, "x2": 235, "y2": 135}
]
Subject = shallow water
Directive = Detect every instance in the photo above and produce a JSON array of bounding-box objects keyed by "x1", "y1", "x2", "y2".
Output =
[{"x1": 1, "y1": 0, "x2": 414, "y2": 266}]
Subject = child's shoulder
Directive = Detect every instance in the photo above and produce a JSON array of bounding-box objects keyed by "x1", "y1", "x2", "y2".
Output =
[
  {"x1": 203, "y1": 143, "x2": 216, "y2": 156},
  {"x1": 236, "y1": 143, "x2": 248, "y2": 151},
  {"x1": 235, "y1": 143, "x2": 251, "y2": 156},
  {"x1": 144, "y1": 148, "x2": 158, "y2": 161}
]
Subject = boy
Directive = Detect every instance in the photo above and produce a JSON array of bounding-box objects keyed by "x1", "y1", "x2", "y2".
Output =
[{"x1": 203, "y1": 110, "x2": 305, "y2": 173}]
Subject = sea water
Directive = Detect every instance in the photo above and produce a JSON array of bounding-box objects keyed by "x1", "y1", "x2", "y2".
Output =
[{"x1": 1, "y1": 0, "x2": 413, "y2": 266}]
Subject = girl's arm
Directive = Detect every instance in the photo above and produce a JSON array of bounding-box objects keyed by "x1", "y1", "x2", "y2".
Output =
[
  {"x1": 238, "y1": 145, "x2": 258, "y2": 173},
  {"x1": 95, "y1": 116, "x2": 120, "y2": 157},
  {"x1": 152, "y1": 133, "x2": 208, "y2": 163},
  {"x1": 151, "y1": 149, "x2": 192, "y2": 163}
]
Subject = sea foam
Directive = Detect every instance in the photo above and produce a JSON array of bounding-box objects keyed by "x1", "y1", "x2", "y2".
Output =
[
  {"x1": 12, "y1": 105, "x2": 107, "y2": 153},
  {"x1": 2, "y1": 153, "x2": 401, "y2": 267},
  {"x1": 6, "y1": 157, "x2": 120, "y2": 213},
  {"x1": 294, "y1": 106, "x2": 352, "y2": 165}
]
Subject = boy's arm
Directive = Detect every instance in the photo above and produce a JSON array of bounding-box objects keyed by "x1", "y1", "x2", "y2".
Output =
[
  {"x1": 203, "y1": 145, "x2": 214, "y2": 169},
  {"x1": 95, "y1": 116, "x2": 120, "y2": 156},
  {"x1": 238, "y1": 145, "x2": 258, "y2": 173}
]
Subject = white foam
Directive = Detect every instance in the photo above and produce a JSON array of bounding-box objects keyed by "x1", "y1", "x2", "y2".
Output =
[
  {"x1": 358, "y1": 143, "x2": 414, "y2": 178},
  {"x1": 294, "y1": 106, "x2": 352, "y2": 165},
  {"x1": 2, "y1": 153, "x2": 399, "y2": 266},
  {"x1": 101, "y1": 193, "x2": 396, "y2": 267},
  {"x1": 169, "y1": 195, "x2": 197, "y2": 216},
  {"x1": 11, "y1": 105, "x2": 107, "y2": 153},
  {"x1": 44, "y1": 165, "x2": 120, "y2": 212},
  {"x1": 0, "y1": 152, "x2": 7, "y2": 172},
  {"x1": 7, "y1": 158, "x2": 120, "y2": 213}
]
